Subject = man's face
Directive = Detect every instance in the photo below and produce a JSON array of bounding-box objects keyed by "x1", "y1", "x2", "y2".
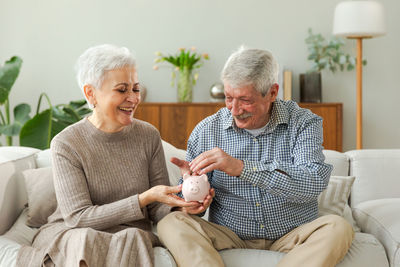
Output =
[{"x1": 224, "y1": 82, "x2": 278, "y2": 130}]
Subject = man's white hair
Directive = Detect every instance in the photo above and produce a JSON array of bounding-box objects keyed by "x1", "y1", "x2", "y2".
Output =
[{"x1": 221, "y1": 46, "x2": 279, "y2": 95}]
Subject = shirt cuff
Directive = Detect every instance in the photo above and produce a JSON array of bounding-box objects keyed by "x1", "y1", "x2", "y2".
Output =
[{"x1": 130, "y1": 194, "x2": 146, "y2": 220}]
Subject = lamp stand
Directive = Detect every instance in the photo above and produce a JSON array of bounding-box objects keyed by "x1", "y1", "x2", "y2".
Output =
[
  {"x1": 356, "y1": 37, "x2": 363, "y2": 149},
  {"x1": 349, "y1": 36, "x2": 367, "y2": 149}
]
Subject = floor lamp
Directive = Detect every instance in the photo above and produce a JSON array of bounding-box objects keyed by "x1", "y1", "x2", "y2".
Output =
[{"x1": 333, "y1": 1, "x2": 386, "y2": 149}]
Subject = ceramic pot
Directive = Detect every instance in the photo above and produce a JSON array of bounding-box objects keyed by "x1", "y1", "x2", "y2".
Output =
[{"x1": 300, "y1": 72, "x2": 322, "y2": 103}]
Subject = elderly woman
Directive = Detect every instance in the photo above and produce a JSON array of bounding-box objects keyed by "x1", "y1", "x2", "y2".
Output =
[{"x1": 17, "y1": 44, "x2": 198, "y2": 267}]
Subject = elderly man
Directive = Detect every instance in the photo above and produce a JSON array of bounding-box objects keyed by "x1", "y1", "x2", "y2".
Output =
[{"x1": 158, "y1": 47, "x2": 354, "y2": 267}]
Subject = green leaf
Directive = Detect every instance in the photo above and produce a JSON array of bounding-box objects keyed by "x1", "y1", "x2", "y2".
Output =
[
  {"x1": 77, "y1": 108, "x2": 92, "y2": 117},
  {"x1": 0, "y1": 123, "x2": 20, "y2": 136},
  {"x1": 20, "y1": 109, "x2": 52, "y2": 149},
  {"x1": 14, "y1": 103, "x2": 31, "y2": 124},
  {"x1": 68, "y1": 99, "x2": 87, "y2": 109},
  {"x1": 0, "y1": 56, "x2": 22, "y2": 104},
  {"x1": 0, "y1": 87, "x2": 8, "y2": 104}
]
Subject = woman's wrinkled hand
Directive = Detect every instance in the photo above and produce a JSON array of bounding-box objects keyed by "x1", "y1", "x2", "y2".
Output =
[{"x1": 139, "y1": 185, "x2": 198, "y2": 208}]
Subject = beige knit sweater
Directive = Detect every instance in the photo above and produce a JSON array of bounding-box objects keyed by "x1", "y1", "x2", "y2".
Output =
[
  {"x1": 48, "y1": 117, "x2": 172, "y2": 230},
  {"x1": 17, "y1": 118, "x2": 171, "y2": 266}
]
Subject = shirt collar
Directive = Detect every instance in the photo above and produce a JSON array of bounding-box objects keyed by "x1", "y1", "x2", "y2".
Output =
[{"x1": 223, "y1": 99, "x2": 289, "y2": 133}]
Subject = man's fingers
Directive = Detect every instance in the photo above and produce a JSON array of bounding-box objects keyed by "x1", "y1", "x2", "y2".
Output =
[{"x1": 210, "y1": 188, "x2": 215, "y2": 197}]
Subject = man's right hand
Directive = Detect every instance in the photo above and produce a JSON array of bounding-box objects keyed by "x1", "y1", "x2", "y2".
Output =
[{"x1": 175, "y1": 188, "x2": 215, "y2": 215}]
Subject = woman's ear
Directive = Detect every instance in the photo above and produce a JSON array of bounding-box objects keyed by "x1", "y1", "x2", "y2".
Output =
[{"x1": 83, "y1": 85, "x2": 96, "y2": 106}]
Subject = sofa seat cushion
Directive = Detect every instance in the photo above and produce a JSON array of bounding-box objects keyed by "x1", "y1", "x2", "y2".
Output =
[
  {"x1": 219, "y1": 232, "x2": 388, "y2": 267},
  {"x1": 353, "y1": 198, "x2": 400, "y2": 267}
]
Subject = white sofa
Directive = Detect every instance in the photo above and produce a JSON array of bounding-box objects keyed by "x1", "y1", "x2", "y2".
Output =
[{"x1": 0, "y1": 142, "x2": 399, "y2": 267}]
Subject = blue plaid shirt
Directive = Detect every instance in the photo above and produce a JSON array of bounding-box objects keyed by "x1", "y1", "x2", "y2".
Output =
[{"x1": 184, "y1": 99, "x2": 332, "y2": 240}]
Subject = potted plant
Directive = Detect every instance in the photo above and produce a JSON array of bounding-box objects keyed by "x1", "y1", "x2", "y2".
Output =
[
  {"x1": 20, "y1": 93, "x2": 91, "y2": 149},
  {"x1": 0, "y1": 56, "x2": 31, "y2": 146},
  {"x1": 153, "y1": 47, "x2": 209, "y2": 102},
  {"x1": 300, "y1": 28, "x2": 365, "y2": 102}
]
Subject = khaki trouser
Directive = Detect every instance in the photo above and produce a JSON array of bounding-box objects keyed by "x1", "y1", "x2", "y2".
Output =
[{"x1": 157, "y1": 212, "x2": 354, "y2": 267}]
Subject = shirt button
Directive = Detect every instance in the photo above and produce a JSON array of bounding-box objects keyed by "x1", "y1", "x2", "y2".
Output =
[
  {"x1": 256, "y1": 203, "x2": 260, "y2": 207},
  {"x1": 253, "y1": 138, "x2": 257, "y2": 142},
  {"x1": 252, "y1": 167, "x2": 257, "y2": 171},
  {"x1": 252, "y1": 184, "x2": 256, "y2": 187},
  {"x1": 260, "y1": 224, "x2": 264, "y2": 229}
]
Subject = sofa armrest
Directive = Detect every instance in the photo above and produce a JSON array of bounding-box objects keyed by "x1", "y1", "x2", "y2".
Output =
[
  {"x1": 353, "y1": 198, "x2": 400, "y2": 267},
  {"x1": 0, "y1": 154, "x2": 37, "y2": 235}
]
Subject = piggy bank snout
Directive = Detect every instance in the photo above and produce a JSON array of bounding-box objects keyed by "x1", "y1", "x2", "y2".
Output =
[{"x1": 189, "y1": 183, "x2": 200, "y2": 194}]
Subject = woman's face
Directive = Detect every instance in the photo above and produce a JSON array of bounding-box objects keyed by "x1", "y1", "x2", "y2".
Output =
[{"x1": 92, "y1": 66, "x2": 140, "y2": 132}]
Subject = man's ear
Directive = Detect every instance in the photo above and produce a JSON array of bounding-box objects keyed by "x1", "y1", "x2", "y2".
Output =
[
  {"x1": 268, "y1": 83, "x2": 279, "y2": 102},
  {"x1": 83, "y1": 85, "x2": 96, "y2": 106}
]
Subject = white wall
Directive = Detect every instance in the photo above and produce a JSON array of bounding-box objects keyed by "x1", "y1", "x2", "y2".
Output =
[{"x1": 1, "y1": 0, "x2": 399, "y2": 151}]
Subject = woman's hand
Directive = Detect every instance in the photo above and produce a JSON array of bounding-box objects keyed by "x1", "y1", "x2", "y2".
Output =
[
  {"x1": 139, "y1": 185, "x2": 198, "y2": 208},
  {"x1": 170, "y1": 157, "x2": 191, "y2": 176}
]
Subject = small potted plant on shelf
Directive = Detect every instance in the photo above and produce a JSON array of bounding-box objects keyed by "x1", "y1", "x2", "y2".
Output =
[{"x1": 300, "y1": 28, "x2": 366, "y2": 102}]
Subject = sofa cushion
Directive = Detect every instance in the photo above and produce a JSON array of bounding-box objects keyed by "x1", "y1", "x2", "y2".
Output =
[
  {"x1": 0, "y1": 146, "x2": 40, "y2": 164},
  {"x1": 218, "y1": 232, "x2": 388, "y2": 267},
  {"x1": 353, "y1": 198, "x2": 400, "y2": 267},
  {"x1": 23, "y1": 167, "x2": 57, "y2": 227},
  {"x1": 162, "y1": 140, "x2": 186, "y2": 186},
  {"x1": 346, "y1": 149, "x2": 400, "y2": 207},
  {"x1": 0, "y1": 236, "x2": 20, "y2": 267},
  {"x1": 323, "y1": 150, "x2": 349, "y2": 176},
  {"x1": 318, "y1": 176, "x2": 355, "y2": 217},
  {"x1": 34, "y1": 149, "x2": 52, "y2": 168},
  {"x1": 3, "y1": 208, "x2": 38, "y2": 246}
]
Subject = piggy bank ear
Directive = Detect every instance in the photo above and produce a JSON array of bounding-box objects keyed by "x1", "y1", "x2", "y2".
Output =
[
  {"x1": 183, "y1": 173, "x2": 190, "y2": 180},
  {"x1": 201, "y1": 174, "x2": 208, "y2": 182}
]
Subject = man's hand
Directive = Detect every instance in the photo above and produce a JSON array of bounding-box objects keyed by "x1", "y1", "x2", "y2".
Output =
[
  {"x1": 178, "y1": 188, "x2": 215, "y2": 215},
  {"x1": 189, "y1": 148, "x2": 244, "y2": 177}
]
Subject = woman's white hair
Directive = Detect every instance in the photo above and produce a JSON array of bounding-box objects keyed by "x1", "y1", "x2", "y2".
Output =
[
  {"x1": 75, "y1": 44, "x2": 136, "y2": 108},
  {"x1": 221, "y1": 46, "x2": 279, "y2": 95}
]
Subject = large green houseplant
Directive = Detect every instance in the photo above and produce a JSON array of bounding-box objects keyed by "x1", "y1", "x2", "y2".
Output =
[
  {"x1": 0, "y1": 55, "x2": 91, "y2": 149},
  {"x1": 0, "y1": 56, "x2": 31, "y2": 146},
  {"x1": 300, "y1": 28, "x2": 366, "y2": 102},
  {"x1": 20, "y1": 93, "x2": 91, "y2": 149}
]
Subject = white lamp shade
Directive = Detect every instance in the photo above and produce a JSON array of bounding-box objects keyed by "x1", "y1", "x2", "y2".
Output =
[{"x1": 333, "y1": 1, "x2": 386, "y2": 38}]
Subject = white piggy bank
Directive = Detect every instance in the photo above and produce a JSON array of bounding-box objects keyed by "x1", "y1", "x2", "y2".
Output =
[{"x1": 182, "y1": 173, "x2": 210, "y2": 203}]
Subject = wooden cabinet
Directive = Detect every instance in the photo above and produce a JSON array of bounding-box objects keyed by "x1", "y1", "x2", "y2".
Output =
[{"x1": 135, "y1": 102, "x2": 342, "y2": 151}]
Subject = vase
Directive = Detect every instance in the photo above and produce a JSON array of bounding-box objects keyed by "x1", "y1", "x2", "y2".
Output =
[
  {"x1": 299, "y1": 72, "x2": 322, "y2": 103},
  {"x1": 177, "y1": 67, "x2": 193, "y2": 102}
]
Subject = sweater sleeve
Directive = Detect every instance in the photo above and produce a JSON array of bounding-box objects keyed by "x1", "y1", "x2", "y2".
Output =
[
  {"x1": 51, "y1": 139, "x2": 146, "y2": 230},
  {"x1": 146, "y1": 133, "x2": 173, "y2": 223}
]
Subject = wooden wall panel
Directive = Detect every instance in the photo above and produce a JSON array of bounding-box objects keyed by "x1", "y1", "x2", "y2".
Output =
[
  {"x1": 134, "y1": 104, "x2": 160, "y2": 129},
  {"x1": 135, "y1": 102, "x2": 342, "y2": 151}
]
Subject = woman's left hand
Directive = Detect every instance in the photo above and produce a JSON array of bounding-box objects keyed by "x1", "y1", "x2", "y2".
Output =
[{"x1": 139, "y1": 185, "x2": 199, "y2": 208}]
